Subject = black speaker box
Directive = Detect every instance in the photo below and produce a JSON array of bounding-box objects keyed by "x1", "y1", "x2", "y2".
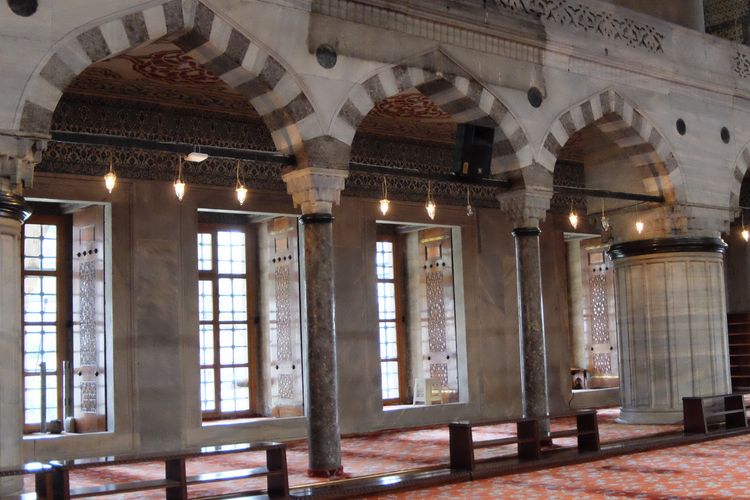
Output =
[{"x1": 453, "y1": 124, "x2": 494, "y2": 179}]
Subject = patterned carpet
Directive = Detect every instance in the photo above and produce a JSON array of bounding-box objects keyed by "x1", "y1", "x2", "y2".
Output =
[
  {"x1": 21, "y1": 408, "x2": 683, "y2": 498},
  {"x1": 375, "y1": 432, "x2": 750, "y2": 499}
]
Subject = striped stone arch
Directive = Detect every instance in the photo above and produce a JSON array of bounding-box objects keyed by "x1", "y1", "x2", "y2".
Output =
[
  {"x1": 731, "y1": 146, "x2": 750, "y2": 209},
  {"x1": 539, "y1": 89, "x2": 682, "y2": 204},
  {"x1": 331, "y1": 65, "x2": 533, "y2": 173},
  {"x1": 15, "y1": 0, "x2": 323, "y2": 162}
]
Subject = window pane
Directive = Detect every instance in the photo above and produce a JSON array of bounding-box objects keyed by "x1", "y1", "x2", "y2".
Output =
[
  {"x1": 377, "y1": 282, "x2": 396, "y2": 320},
  {"x1": 22, "y1": 222, "x2": 60, "y2": 426},
  {"x1": 24, "y1": 374, "x2": 58, "y2": 424},
  {"x1": 219, "y1": 324, "x2": 248, "y2": 365},
  {"x1": 23, "y1": 224, "x2": 57, "y2": 271},
  {"x1": 218, "y1": 278, "x2": 247, "y2": 322},
  {"x1": 199, "y1": 324, "x2": 214, "y2": 366},
  {"x1": 380, "y1": 361, "x2": 400, "y2": 400},
  {"x1": 217, "y1": 231, "x2": 245, "y2": 275},
  {"x1": 23, "y1": 276, "x2": 58, "y2": 324},
  {"x1": 200, "y1": 368, "x2": 215, "y2": 412},
  {"x1": 219, "y1": 367, "x2": 250, "y2": 412},
  {"x1": 376, "y1": 240, "x2": 394, "y2": 280},
  {"x1": 198, "y1": 280, "x2": 213, "y2": 322},
  {"x1": 198, "y1": 233, "x2": 212, "y2": 271}
]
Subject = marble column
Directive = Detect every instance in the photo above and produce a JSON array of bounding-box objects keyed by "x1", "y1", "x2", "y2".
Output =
[
  {"x1": 0, "y1": 134, "x2": 44, "y2": 495},
  {"x1": 497, "y1": 187, "x2": 553, "y2": 420},
  {"x1": 512, "y1": 227, "x2": 550, "y2": 418},
  {"x1": 608, "y1": 237, "x2": 731, "y2": 424},
  {"x1": 283, "y1": 166, "x2": 348, "y2": 476}
]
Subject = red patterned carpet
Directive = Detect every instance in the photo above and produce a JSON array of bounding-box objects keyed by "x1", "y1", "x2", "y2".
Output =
[
  {"x1": 22, "y1": 408, "x2": 682, "y2": 498},
  {"x1": 375, "y1": 432, "x2": 750, "y2": 499}
]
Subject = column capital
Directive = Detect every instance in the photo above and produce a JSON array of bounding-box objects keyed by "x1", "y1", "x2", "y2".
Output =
[
  {"x1": 0, "y1": 131, "x2": 48, "y2": 194},
  {"x1": 606, "y1": 204, "x2": 729, "y2": 242},
  {"x1": 282, "y1": 167, "x2": 348, "y2": 215},
  {"x1": 496, "y1": 187, "x2": 552, "y2": 229}
]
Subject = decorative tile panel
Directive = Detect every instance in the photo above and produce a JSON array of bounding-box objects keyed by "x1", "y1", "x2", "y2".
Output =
[
  {"x1": 79, "y1": 260, "x2": 97, "y2": 367},
  {"x1": 274, "y1": 264, "x2": 293, "y2": 362},
  {"x1": 426, "y1": 271, "x2": 447, "y2": 353},
  {"x1": 590, "y1": 273, "x2": 610, "y2": 345}
]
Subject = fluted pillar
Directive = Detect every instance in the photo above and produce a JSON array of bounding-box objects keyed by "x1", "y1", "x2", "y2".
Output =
[
  {"x1": 0, "y1": 133, "x2": 44, "y2": 495},
  {"x1": 283, "y1": 166, "x2": 348, "y2": 476},
  {"x1": 608, "y1": 237, "x2": 731, "y2": 424},
  {"x1": 497, "y1": 186, "x2": 553, "y2": 420}
]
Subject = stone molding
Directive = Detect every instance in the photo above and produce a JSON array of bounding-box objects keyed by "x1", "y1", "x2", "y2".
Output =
[
  {"x1": 608, "y1": 237, "x2": 728, "y2": 260},
  {"x1": 313, "y1": 0, "x2": 664, "y2": 60},
  {"x1": 282, "y1": 167, "x2": 348, "y2": 215},
  {"x1": 491, "y1": 0, "x2": 664, "y2": 53},
  {"x1": 0, "y1": 133, "x2": 48, "y2": 194},
  {"x1": 0, "y1": 189, "x2": 32, "y2": 223},
  {"x1": 496, "y1": 187, "x2": 552, "y2": 228}
]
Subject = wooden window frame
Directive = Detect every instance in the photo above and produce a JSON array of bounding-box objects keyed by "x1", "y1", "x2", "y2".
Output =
[
  {"x1": 376, "y1": 232, "x2": 408, "y2": 405},
  {"x1": 198, "y1": 223, "x2": 259, "y2": 420},
  {"x1": 21, "y1": 214, "x2": 72, "y2": 434}
]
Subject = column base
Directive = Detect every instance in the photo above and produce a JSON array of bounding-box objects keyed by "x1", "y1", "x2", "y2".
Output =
[
  {"x1": 616, "y1": 407, "x2": 683, "y2": 425},
  {"x1": 0, "y1": 477, "x2": 23, "y2": 496},
  {"x1": 306, "y1": 466, "x2": 348, "y2": 478}
]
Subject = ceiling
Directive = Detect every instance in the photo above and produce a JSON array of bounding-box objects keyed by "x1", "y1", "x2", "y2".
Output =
[
  {"x1": 61, "y1": 43, "x2": 460, "y2": 145},
  {"x1": 58, "y1": 37, "x2": 620, "y2": 161}
]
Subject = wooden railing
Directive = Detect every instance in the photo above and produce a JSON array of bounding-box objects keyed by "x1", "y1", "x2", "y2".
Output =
[
  {"x1": 449, "y1": 410, "x2": 599, "y2": 471},
  {"x1": 683, "y1": 394, "x2": 748, "y2": 434},
  {"x1": 0, "y1": 441, "x2": 288, "y2": 500}
]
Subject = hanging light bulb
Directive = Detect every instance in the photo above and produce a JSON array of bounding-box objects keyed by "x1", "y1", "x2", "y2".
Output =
[
  {"x1": 235, "y1": 160, "x2": 248, "y2": 205},
  {"x1": 466, "y1": 187, "x2": 474, "y2": 217},
  {"x1": 174, "y1": 156, "x2": 186, "y2": 201},
  {"x1": 379, "y1": 176, "x2": 390, "y2": 216},
  {"x1": 103, "y1": 151, "x2": 117, "y2": 194},
  {"x1": 425, "y1": 181, "x2": 436, "y2": 220},
  {"x1": 568, "y1": 201, "x2": 578, "y2": 229},
  {"x1": 742, "y1": 213, "x2": 749, "y2": 242},
  {"x1": 634, "y1": 202, "x2": 644, "y2": 234},
  {"x1": 569, "y1": 211, "x2": 579, "y2": 229}
]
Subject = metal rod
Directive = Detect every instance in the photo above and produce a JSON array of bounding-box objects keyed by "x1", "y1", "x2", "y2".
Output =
[
  {"x1": 553, "y1": 185, "x2": 664, "y2": 203},
  {"x1": 39, "y1": 361, "x2": 47, "y2": 433},
  {"x1": 49, "y1": 130, "x2": 671, "y2": 204},
  {"x1": 349, "y1": 162, "x2": 511, "y2": 188}
]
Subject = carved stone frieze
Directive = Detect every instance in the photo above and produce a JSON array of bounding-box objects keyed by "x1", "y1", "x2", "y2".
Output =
[
  {"x1": 734, "y1": 51, "x2": 750, "y2": 79},
  {"x1": 40, "y1": 141, "x2": 288, "y2": 192},
  {"x1": 492, "y1": 0, "x2": 665, "y2": 53},
  {"x1": 550, "y1": 160, "x2": 586, "y2": 213},
  {"x1": 314, "y1": 0, "x2": 664, "y2": 56},
  {"x1": 52, "y1": 97, "x2": 276, "y2": 152}
]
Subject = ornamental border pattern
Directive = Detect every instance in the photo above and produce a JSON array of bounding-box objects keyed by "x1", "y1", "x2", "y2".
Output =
[
  {"x1": 492, "y1": 0, "x2": 664, "y2": 53},
  {"x1": 313, "y1": 0, "x2": 664, "y2": 56}
]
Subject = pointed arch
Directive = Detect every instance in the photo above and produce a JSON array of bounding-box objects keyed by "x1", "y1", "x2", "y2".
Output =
[
  {"x1": 15, "y1": 0, "x2": 324, "y2": 164},
  {"x1": 331, "y1": 55, "x2": 533, "y2": 173},
  {"x1": 539, "y1": 89, "x2": 683, "y2": 204},
  {"x1": 731, "y1": 143, "x2": 750, "y2": 210}
]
